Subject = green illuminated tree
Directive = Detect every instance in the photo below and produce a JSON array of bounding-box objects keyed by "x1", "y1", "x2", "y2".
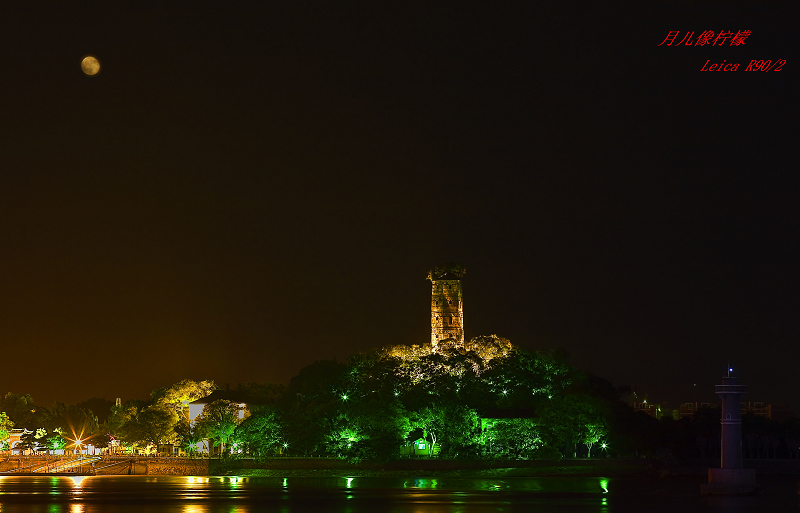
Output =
[
  {"x1": 281, "y1": 360, "x2": 349, "y2": 456},
  {"x1": 340, "y1": 353, "x2": 414, "y2": 462},
  {"x1": 583, "y1": 422, "x2": 607, "y2": 458},
  {"x1": 47, "y1": 428, "x2": 67, "y2": 453},
  {"x1": 325, "y1": 420, "x2": 367, "y2": 460},
  {"x1": 233, "y1": 410, "x2": 284, "y2": 462},
  {"x1": 0, "y1": 412, "x2": 13, "y2": 442},
  {"x1": 195, "y1": 399, "x2": 241, "y2": 456},
  {"x1": 410, "y1": 407, "x2": 443, "y2": 457},
  {"x1": 437, "y1": 404, "x2": 482, "y2": 458},
  {"x1": 349, "y1": 397, "x2": 411, "y2": 462},
  {"x1": 538, "y1": 393, "x2": 609, "y2": 459},
  {"x1": 482, "y1": 418, "x2": 542, "y2": 459}
]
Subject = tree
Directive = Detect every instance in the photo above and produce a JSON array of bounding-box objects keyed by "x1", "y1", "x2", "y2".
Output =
[
  {"x1": 47, "y1": 428, "x2": 67, "y2": 453},
  {"x1": 195, "y1": 400, "x2": 241, "y2": 456},
  {"x1": 410, "y1": 407, "x2": 444, "y2": 458},
  {"x1": 538, "y1": 394, "x2": 609, "y2": 458},
  {"x1": 437, "y1": 404, "x2": 482, "y2": 458},
  {"x1": 136, "y1": 408, "x2": 179, "y2": 446},
  {"x1": 583, "y1": 422, "x2": 607, "y2": 458},
  {"x1": 151, "y1": 379, "x2": 217, "y2": 420},
  {"x1": 18, "y1": 430, "x2": 36, "y2": 454},
  {"x1": 107, "y1": 401, "x2": 141, "y2": 439},
  {"x1": 0, "y1": 412, "x2": 14, "y2": 443},
  {"x1": 41, "y1": 402, "x2": 100, "y2": 443},
  {"x1": 325, "y1": 419, "x2": 367, "y2": 461},
  {"x1": 233, "y1": 410, "x2": 284, "y2": 462},
  {"x1": 281, "y1": 360, "x2": 349, "y2": 456},
  {"x1": 76, "y1": 398, "x2": 116, "y2": 426},
  {"x1": 174, "y1": 417, "x2": 202, "y2": 456},
  {"x1": 482, "y1": 418, "x2": 542, "y2": 459},
  {"x1": 112, "y1": 404, "x2": 178, "y2": 450},
  {"x1": 1, "y1": 393, "x2": 39, "y2": 429}
]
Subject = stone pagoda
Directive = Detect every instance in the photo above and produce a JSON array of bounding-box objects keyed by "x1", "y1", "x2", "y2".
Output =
[{"x1": 427, "y1": 263, "x2": 466, "y2": 351}]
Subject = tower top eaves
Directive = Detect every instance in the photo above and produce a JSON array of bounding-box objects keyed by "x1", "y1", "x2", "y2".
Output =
[{"x1": 427, "y1": 263, "x2": 466, "y2": 281}]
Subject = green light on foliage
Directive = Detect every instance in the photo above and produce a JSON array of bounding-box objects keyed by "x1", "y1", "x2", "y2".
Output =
[{"x1": 341, "y1": 394, "x2": 348, "y2": 401}]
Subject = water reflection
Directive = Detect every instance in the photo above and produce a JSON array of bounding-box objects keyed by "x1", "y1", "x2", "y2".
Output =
[
  {"x1": 0, "y1": 474, "x2": 797, "y2": 513},
  {"x1": 182, "y1": 505, "x2": 208, "y2": 513},
  {"x1": 403, "y1": 478, "x2": 439, "y2": 489},
  {"x1": 69, "y1": 476, "x2": 89, "y2": 488}
]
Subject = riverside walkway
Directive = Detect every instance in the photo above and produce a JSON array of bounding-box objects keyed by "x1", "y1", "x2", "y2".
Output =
[
  {"x1": 0, "y1": 456, "x2": 138, "y2": 476},
  {"x1": 0, "y1": 456, "x2": 210, "y2": 476}
]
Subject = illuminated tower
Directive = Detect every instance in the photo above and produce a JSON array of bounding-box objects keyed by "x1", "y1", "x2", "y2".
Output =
[{"x1": 427, "y1": 264, "x2": 465, "y2": 350}]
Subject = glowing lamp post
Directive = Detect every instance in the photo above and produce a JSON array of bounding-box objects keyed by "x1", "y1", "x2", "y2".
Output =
[{"x1": 75, "y1": 439, "x2": 83, "y2": 473}]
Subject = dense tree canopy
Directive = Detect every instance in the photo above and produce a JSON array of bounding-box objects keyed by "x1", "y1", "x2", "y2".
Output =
[{"x1": 4, "y1": 341, "x2": 799, "y2": 464}]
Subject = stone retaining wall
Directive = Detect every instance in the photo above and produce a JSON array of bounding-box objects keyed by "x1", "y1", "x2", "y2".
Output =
[{"x1": 143, "y1": 459, "x2": 210, "y2": 476}]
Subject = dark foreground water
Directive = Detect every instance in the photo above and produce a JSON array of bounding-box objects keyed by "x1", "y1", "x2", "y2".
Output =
[{"x1": 0, "y1": 474, "x2": 797, "y2": 512}]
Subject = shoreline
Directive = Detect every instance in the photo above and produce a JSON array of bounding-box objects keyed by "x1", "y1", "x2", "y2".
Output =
[{"x1": 4, "y1": 457, "x2": 800, "y2": 478}]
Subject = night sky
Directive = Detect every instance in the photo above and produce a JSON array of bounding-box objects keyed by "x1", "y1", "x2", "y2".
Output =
[{"x1": 1, "y1": 1, "x2": 798, "y2": 411}]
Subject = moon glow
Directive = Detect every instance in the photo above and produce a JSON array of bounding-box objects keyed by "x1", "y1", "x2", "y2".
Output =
[{"x1": 81, "y1": 56, "x2": 101, "y2": 76}]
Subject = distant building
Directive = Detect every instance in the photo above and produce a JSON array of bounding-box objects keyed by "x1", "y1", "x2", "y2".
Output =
[
  {"x1": 427, "y1": 264, "x2": 466, "y2": 349},
  {"x1": 678, "y1": 402, "x2": 714, "y2": 419},
  {"x1": 7, "y1": 429, "x2": 28, "y2": 454},
  {"x1": 630, "y1": 401, "x2": 663, "y2": 419},
  {"x1": 740, "y1": 401, "x2": 771, "y2": 419},
  {"x1": 401, "y1": 430, "x2": 442, "y2": 457}
]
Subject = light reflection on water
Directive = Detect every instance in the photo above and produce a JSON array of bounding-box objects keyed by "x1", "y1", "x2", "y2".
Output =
[{"x1": 0, "y1": 474, "x2": 796, "y2": 512}]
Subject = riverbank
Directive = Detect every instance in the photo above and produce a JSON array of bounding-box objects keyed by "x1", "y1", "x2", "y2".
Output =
[
  {"x1": 215, "y1": 458, "x2": 649, "y2": 478},
  {"x1": 5, "y1": 456, "x2": 800, "y2": 478},
  {"x1": 218, "y1": 457, "x2": 800, "y2": 478}
]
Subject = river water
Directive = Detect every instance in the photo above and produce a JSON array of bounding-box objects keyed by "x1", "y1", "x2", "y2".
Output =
[{"x1": 0, "y1": 474, "x2": 797, "y2": 512}]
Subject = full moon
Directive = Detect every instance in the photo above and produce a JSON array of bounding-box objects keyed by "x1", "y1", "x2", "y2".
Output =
[{"x1": 81, "y1": 56, "x2": 100, "y2": 76}]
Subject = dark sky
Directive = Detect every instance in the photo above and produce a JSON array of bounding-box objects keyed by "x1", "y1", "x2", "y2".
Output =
[{"x1": 1, "y1": 1, "x2": 798, "y2": 411}]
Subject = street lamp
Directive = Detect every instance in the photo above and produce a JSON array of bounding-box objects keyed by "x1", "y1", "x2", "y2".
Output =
[{"x1": 75, "y1": 439, "x2": 82, "y2": 473}]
